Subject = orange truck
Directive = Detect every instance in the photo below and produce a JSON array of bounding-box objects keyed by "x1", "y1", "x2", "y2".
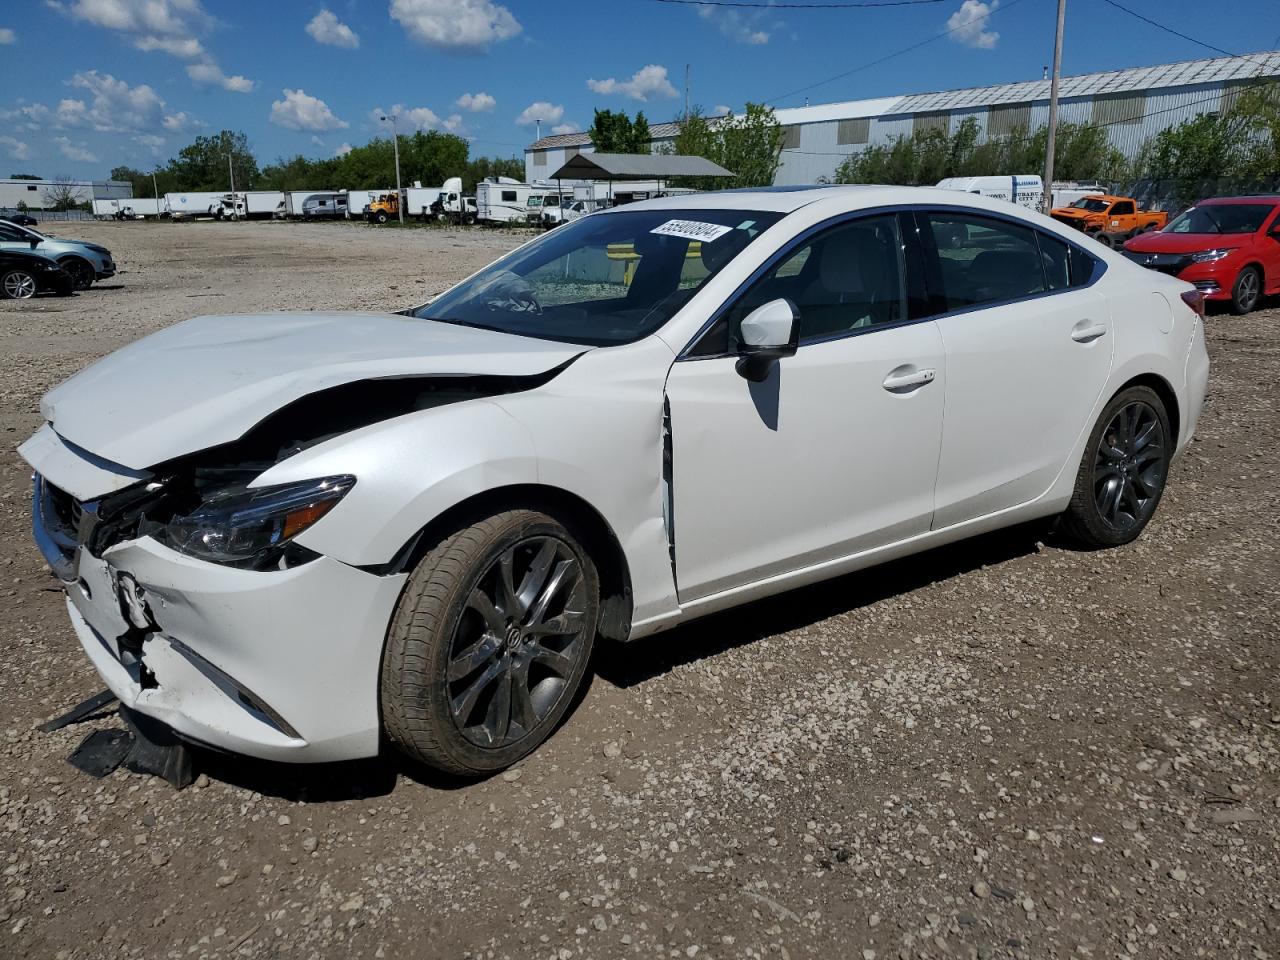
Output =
[{"x1": 1049, "y1": 194, "x2": 1167, "y2": 243}]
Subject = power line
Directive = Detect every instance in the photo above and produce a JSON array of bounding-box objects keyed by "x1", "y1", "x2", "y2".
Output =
[
  {"x1": 647, "y1": 0, "x2": 944, "y2": 8},
  {"x1": 761, "y1": 0, "x2": 1032, "y2": 106},
  {"x1": 1096, "y1": 0, "x2": 1276, "y2": 69}
]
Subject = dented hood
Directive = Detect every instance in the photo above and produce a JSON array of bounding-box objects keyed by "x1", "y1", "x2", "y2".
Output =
[{"x1": 41, "y1": 311, "x2": 584, "y2": 470}]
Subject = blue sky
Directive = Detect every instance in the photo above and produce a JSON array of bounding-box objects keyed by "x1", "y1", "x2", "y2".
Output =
[{"x1": 1, "y1": 0, "x2": 1277, "y2": 179}]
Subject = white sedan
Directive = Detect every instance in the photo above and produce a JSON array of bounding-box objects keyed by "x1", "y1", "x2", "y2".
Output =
[{"x1": 22, "y1": 186, "x2": 1210, "y2": 775}]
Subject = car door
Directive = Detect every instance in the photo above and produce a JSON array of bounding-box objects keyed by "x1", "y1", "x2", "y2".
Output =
[
  {"x1": 664, "y1": 211, "x2": 946, "y2": 602},
  {"x1": 915, "y1": 209, "x2": 1113, "y2": 530},
  {"x1": 1257, "y1": 204, "x2": 1280, "y2": 294}
]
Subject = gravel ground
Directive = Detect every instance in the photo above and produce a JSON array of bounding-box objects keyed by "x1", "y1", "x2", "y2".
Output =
[{"x1": 0, "y1": 220, "x2": 1276, "y2": 960}]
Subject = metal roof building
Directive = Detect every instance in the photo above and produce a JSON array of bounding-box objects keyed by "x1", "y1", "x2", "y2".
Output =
[
  {"x1": 525, "y1": 51, "x2": 1280, "y2": 187},
  {"x1": 0, "y1": 177, "x2": 132, "y2": 211}
]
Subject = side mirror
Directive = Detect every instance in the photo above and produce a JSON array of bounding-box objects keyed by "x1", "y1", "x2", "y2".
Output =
[
  {"x1": 735, "y1": 298, "x2": 799, "y2": 382},
  {"x1": 29, "y1": 238, "x2": 40, "y2": 248}
]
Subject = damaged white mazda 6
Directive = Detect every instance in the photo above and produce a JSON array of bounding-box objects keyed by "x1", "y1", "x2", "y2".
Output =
[{"x1": 23, "y1": 187, "x2": 1210, "y2": 775}]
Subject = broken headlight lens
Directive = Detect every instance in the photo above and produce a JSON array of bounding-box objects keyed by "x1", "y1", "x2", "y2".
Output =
[{"x1": 157, "y1": 475, "x2": 355, "y2": 566}]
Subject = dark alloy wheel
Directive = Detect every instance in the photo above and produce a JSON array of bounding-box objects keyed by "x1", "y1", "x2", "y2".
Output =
[
  {"x1": 1, "y1": 269, "x2": 38, "y2": 300},
  {"x1": 446, "y1": 536, "x2": 590, "y2": 749},
  {"x1": 60, "y1": 258, "x2": 94, "y2": 291},
  {"x1": 381, "y1": 509, "x2": 599, "y2": 775},
  {"x1": 1231, "y1": 266, "x2": 1261, "y2": 315},
  {"x1": 1059, "y1": 386, "x2": 1171, "y2": 548}
]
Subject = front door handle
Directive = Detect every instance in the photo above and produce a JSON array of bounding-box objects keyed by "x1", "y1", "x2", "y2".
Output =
[
  {"x1": 882, "y1": 366, "x2": 936, "y2": 393},
  {"x1": 1071, "y1": 320, "x2": 1108, "y2": 343}
]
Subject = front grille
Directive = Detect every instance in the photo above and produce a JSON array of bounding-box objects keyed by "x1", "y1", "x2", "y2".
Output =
[
  {"x1": 1051, "y1": 215, "x2": 1086, "y2": 230},
  {"x1": 1122, "y1": 251, "x2": 1192, "y2": 276}
]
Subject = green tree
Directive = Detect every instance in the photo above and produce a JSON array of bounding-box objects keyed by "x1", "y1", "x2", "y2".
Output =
[
  {"x1": 9, "y1": 173, "x2": 40, "y2": 180},
  {"x1": 668, "y1": 103, "x2": 783, "y2": 189},
  {"x1": 168, "y1": 130, "x2": 260, "y2": 191},
  {"x1": 463, "y1": 155, "x2": 524, "y2": 191},
  {"x1": 588, "y1": 109, "x2": 652, "y2": 153}
]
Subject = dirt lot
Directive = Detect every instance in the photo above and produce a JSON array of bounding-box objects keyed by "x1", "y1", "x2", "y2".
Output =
[{"x1": 0, "y1": 221, "x2": 1276, "y2": 960}]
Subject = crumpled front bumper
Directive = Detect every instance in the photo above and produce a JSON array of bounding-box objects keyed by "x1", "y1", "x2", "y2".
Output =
[{"x1": 60, "y1": 536, "x2": 406, "y2": 763}]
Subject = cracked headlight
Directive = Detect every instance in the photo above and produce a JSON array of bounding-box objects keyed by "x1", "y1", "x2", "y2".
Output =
[
  {"x1": 156, "y1": 475, "x2": 355, "y2": 567},
  {"x1": 1190, "y1": 248, "x2": 1234, "y2": 263}
]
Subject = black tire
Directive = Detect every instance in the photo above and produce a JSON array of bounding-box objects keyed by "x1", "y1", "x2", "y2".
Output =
[
  {"x1": 1230, "y1": 265, "x2": 1262, "y2": 315},
  {"x1": 374, "y1": 210, "x2": 389, "y2": 224},
  {"x1": 1058, "y1": 385, "x2": 1172, "y2": 548},
  {"x1": 1, "y1": 269, "x2": 38, "y2": 300},
  {"x1": 381, "y1": 509, "x2": 599, "y2": 776},
  {"x1": 59, "y1": 257, "x2": 94, "y2": 291}
]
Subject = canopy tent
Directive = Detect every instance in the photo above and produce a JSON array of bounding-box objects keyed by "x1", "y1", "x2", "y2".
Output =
[{"x1": 548, "y1": 152, "x2": 734, "y2": 181}]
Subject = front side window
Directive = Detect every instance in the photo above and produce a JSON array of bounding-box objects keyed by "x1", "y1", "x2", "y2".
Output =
[
  {"x1": 729, "y1": 214, "x2": 909, "y2": 346},
  {"x1": 0, "y1": 223, "x2": 26, "y2": 241},
  {"x1": 923, "y1": 212, "x2": 1047, "y2": 309},
  {"x1": 413, "y1": 209, "x2": 780, "y2": 346},
  {"x1": 501, "y1": 190, "x2": 517, "y2": 203}
]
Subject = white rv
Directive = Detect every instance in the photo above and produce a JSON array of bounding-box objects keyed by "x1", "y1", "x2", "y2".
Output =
[
  {"x1": 475, "y1": 178, "x2": 554, "y2": 225},
  {"x1": 282, "y1": 191, "x2": 341, "y2": 218},
  {"x1": 301, "y1": 193, "x2": 347, "y2": 218},
  {"x1": 935, "y1": 175, "x2": 1045, "y2": 210}
]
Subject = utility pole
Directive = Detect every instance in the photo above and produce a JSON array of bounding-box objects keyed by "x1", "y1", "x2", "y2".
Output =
[
  {"x1": 685, "y1": 63, "x2": 690, "y2": 119},
  {"x1": 1042, "y1": 0, "x2": 1067, "y2": 213},
  {"x1": 225, "y1": 152, "x2": 237, "y2": 218},
  {"x1": 381, "y1": 114, "x2": 404, "y2": 225},
  {"x1": 151, "y1": 170, "x2": 159, "y2": 201}
]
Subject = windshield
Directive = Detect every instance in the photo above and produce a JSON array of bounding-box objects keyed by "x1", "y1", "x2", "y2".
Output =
[
  {"x1": 413, "y1": 208, "x2": 782, "y2": 346},
  {"x1": 1070, "y1": 197, "x2": 1111, "y2": 212},
  {"x1": 1166, "y1": 203, "x2": 1274, "y2": 235}
]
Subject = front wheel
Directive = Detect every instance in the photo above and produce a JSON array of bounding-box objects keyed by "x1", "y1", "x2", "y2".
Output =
[
  {"x1": 1230, "y1": 266, "x2": 1261, "y2": 315},
  {"x1": 60, "y1": 258, "x2": 94, "y2": 291},
  {"x1": 1, "y1": 269, "x2": 38, "y2": 299},
  {"x1": 381, "y1": 510, "x2": 599, "y2": 776},
  {"x1": 1058, "y1": 386, "x2": 1171, "y2": 548},
  {"x1": 374, "y1": 211, "x2": 389, "y2": 224}
]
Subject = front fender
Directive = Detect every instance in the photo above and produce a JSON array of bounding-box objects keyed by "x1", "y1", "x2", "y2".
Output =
[{"x1": 258, "y1": 398, "x2": 539, "y2": 567}]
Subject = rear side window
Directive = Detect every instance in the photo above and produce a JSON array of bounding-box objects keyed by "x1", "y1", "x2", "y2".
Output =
[
  {"x1": 922, "y1": 212, "x2": 1047, "y2": 309},
  {"x1": 1037, "y1": 233, "x2": 1100, "y2": 290},
  {"x1": 501, "y1": 190, "x2": 517, "y2": 203},
  {"x1": 1110, "y1": 200, "x2": 1135, "y2": 216}
]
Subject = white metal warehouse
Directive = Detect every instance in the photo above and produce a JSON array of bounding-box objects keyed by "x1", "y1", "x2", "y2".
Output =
[
  {"x1": 0, "y1": 178, "x2": 132, "y2": 210},
  {"x1": 525, "y1": 51, "x2": 1280, "y2": 187}
]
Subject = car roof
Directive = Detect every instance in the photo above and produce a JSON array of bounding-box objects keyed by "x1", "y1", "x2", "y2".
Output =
[
  {"x1": 599, "y1": 184, "x2": 1057, "y2": 216},
  {"x1": 1196, "y1": 195, "x2": 1280, "y2": 205}
]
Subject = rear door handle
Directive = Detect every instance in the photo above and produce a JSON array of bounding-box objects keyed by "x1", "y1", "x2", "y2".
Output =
[
  {"x1": 1071, "y1": 320, "x2": 1108, "y2": 343},
  {"x1": 882, "y1": 367, "x2": 937, "y2": 393}
]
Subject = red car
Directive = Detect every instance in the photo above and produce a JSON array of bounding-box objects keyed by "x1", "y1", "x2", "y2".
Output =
[{"x1": 1122, "y1": 196, "x2": 1280, "y2": 314}]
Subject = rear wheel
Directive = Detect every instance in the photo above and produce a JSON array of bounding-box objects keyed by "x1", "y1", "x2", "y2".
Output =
[
  {"x1": 1, "y1": 269, "x2": 38, "y2": 300},
  {"x1": 381, "y1": 510, "x2": 599, "y2": 776},
  {"x1": 1230, "y1": 266, "x2": 1261, "y2": 315},
  {"x1": 59, "y1": 257, "x2": 94, "y2": 290},
  {"x1": 1058, "y1": 386, "x2": 1171, "y2": 548}
]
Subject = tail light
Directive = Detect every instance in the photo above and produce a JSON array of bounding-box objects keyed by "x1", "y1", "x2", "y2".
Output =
[{"x1": 1180, "y1": 289, "x2": 1205, "y2": 317}]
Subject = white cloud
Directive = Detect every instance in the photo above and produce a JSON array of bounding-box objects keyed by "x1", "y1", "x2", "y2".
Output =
[
  {"x1": 134, "y1": 133, "x2": 166, "y2": 156},
  {"x1": 306, "y1": 9, "x2": 359, "y2": 48},
  {"x1": 46, "y1": 71, "x2": 193, "y2": 134},
  {"x1": 516, "y1": 101, "x2": 564, "y2": 127},
  {"x1": 456, "y1": 91, "x2": 495, "y2": 112},
  {"x1": 134, "y1": 34, "x2": 204, "y2": 57},
  {"x1": 54, "y1": 0, "x2": 256, "y2": 91},
  {"x1": 0, "y1": 27, "x2": 16, "y2": 44},
  {"x1": 161, "y1": 110, "x2": 195, "y2": 131},
  {"x1": 186, "y1": 62, "x2": 255, "y2": 92},
  {"x1": 550, "y1": 122, "x2": 577, "y2": 135},
  {"x1": 54, "y1": 136, "x2": 99, "y2": 163},
  {"x1": 371, "y1": 104, "x2": 445, "y2": 131},
  {"x1": 698, "y1": 7, "x2": 768, "y2": 45},
  {"x1": 0, "y1": 135, "x2": 30, "y2": 160},
  {"x1": 335, "y1": 142, "x2": 353, "y2": 156},
  {"x1": 586, "y1": 64, "x2": 679, "y2": 102},
  {"x1": 390, "y1": 0, "x2": 520, "y2": 52},
  {"x1": 0, "y1": 103, "x2": 52, "y2": 131},
  {"x1": 946, "y1": 0, "x2": 999, "y2": 49},
  {"x1": 442, "y1": 114, "x2": 464, "y2": 133},
  {"x1": 712, "y1": 104, "x2": 732, "y2": 117},
  {"x1": 271, "y1": 89, "x2": 348, "y2": 131}
]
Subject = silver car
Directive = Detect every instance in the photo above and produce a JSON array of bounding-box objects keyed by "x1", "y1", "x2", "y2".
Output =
[{"x1": 0, "y1": 219, "x2": 115, "y2": 290}]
